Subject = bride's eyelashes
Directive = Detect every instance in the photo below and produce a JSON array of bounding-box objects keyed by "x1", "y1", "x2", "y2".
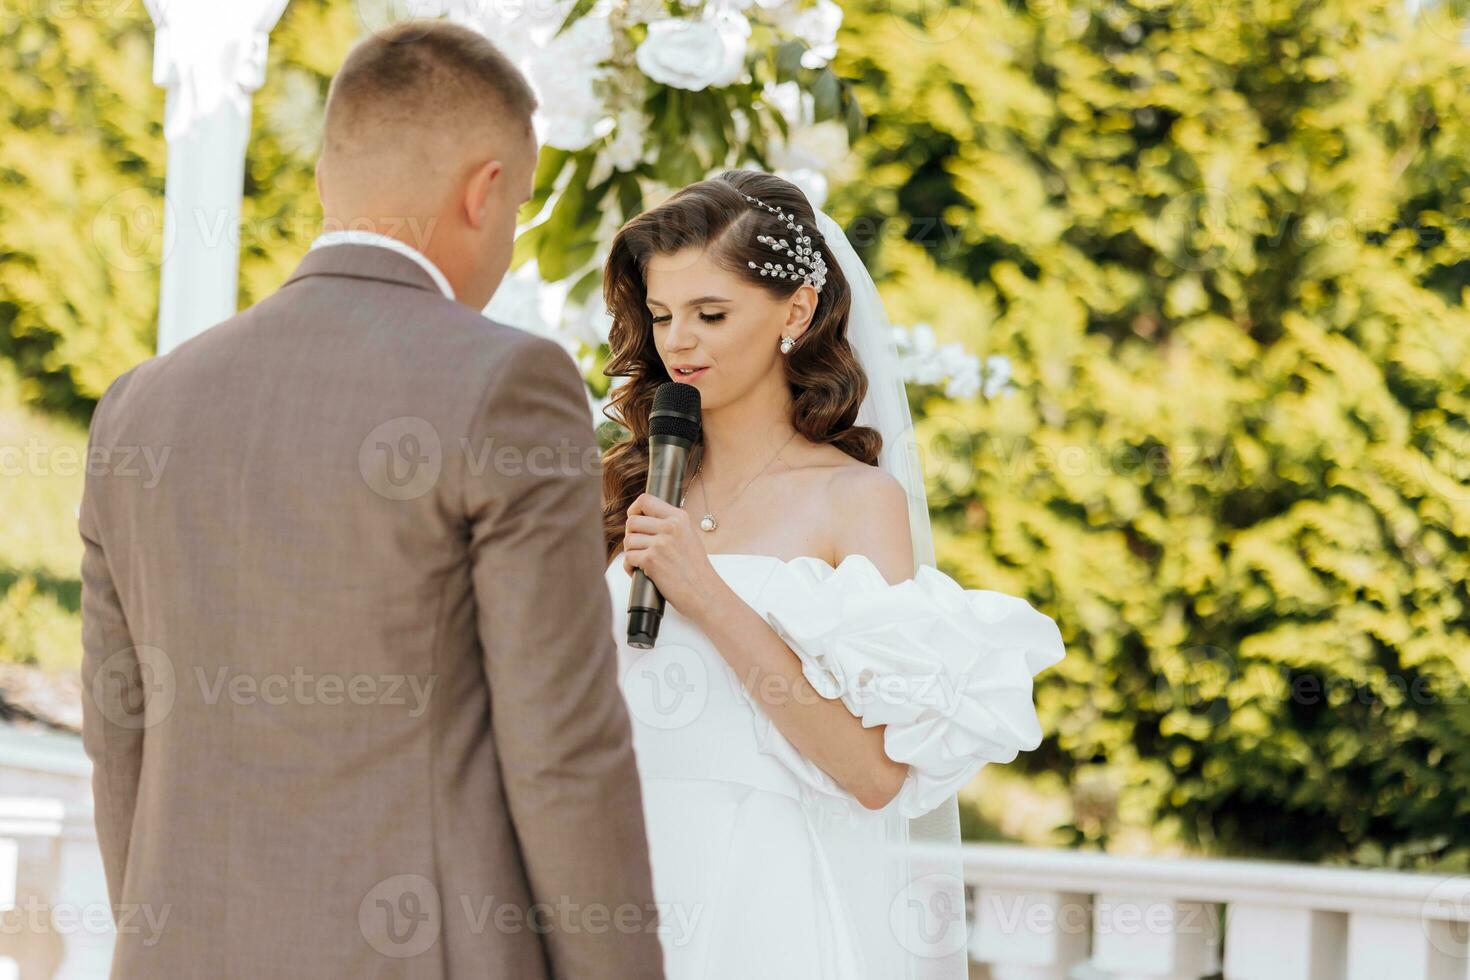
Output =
[{"x1": 649, "y1": 312, "x2": 727, "y2": 324}]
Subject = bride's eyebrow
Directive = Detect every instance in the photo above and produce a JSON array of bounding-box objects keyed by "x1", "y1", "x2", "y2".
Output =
[{"x1": 646, "y1": 295, "x2": 732, "y2": 307}]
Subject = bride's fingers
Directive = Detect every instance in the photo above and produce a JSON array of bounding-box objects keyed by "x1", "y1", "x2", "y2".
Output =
[
  {"x1": 644, "y1": 493, "x2": 679, "y2": 515},
  {"x1": 624, "y1": 514, "x2": 666, "y2": 536},
  {"x1": 622, "y1": 541, "x2": 654, "y2": 575},
  {"x1": 622, "y1": 531, "x2": 655, "y2": 552},
  {"x1": 629, "y1": 492, "x2": 679, "y2": 518}
]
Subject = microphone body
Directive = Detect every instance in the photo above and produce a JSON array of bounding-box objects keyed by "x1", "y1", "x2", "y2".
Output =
[
  {"x1": 627, "y1": 382, "x2": 702, "y2": 649},
  {"x1": 626, "y1": 433, "x2": 694, "y2": 648}
]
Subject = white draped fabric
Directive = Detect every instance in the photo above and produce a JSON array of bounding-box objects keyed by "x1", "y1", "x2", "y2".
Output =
[
  {"x1": 606, "y1": 552, "x2": 1065, "y2": 977},
  {"x1": 145, "y1": 0, "x2": 290, "y2": 353}
]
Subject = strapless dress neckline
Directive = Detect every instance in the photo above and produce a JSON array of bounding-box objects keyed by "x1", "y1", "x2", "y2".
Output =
[{"x1": 607, "y1": 551, "x2": 839, "y2": 574}]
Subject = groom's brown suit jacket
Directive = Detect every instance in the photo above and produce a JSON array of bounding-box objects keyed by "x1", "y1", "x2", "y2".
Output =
[{"x1": 79, "y1": 244, "x2": 664, "y2": 979}]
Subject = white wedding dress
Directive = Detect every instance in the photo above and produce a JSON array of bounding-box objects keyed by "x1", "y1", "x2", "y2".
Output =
[{"x1": 605, "y1": 549, "x2": 1065, "y2": 980}]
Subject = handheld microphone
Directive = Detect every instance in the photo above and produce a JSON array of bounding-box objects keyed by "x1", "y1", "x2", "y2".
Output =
[{"x1": 627, "y1": 381, "x2": 702, "y2": 649}]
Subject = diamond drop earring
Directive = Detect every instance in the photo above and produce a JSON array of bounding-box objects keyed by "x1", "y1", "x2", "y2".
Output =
[{"x1": 779, "y1": 336, "x2": 795, "y2": 354}]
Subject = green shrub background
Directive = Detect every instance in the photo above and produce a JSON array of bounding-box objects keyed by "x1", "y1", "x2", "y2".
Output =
[
  {"x1": 3, "y1": 0, "x2": 1469, "y2": 866},
  {"x1": 835, "y1": 0, "x2": 1470, "y2": 867}
]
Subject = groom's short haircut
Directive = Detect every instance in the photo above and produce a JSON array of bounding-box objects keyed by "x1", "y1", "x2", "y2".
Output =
[{"x1": 323, "y1": 20, "x2": 537, "y2": 160}]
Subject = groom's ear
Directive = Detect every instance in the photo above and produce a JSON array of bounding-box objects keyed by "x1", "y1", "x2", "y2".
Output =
[{"x1": 462, "y1": 158, "x2": 505, "y2": 229}]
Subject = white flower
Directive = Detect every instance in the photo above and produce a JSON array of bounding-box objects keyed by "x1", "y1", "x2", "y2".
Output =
[
  {"x1": 705, "y1": 0, "x2": 795, "y2": 13},
  {"x1": 549, "y1": 13, "x2": 617, "y2": 72},
  {"x1": 449, "y1": 0, "x2": 575, "y2": 49},
  {"x1": 776, "y1": 168, "x2": 828, "y2": 209},
  {"x1": 981, "y1": 355, "x2": 1016, "y2": 399},
  {"x1": 762, "y1": 80, "x2": 811, "y2": 127},
  {"x1": 587, "y1": 145, "x2": 616, "y2": 187},
  {"x1": 943, "y1": 350, "x2": 982, "y2": 399},
  {"x1": 635, "y1": 12, "x2": 750, "y2": 91},
  {"x1": 455, "y1": 2, "x2": 614, "y2": 151},
  {"x1": 892, "y1": 323, "x2": 986, "y2": 399},
  {"x1": 777, "y1": 0, "x2": 842, "y2": 68},
  {"x1": 772, "y1": 119, "x2": 849, "y2": 175},
  {"x1": 607, "y1": 108, "x2": 650, "y2": 171},
  {"x1": 265, "y1": 67, "x2": 323, "y2": 160},
  {"x1": 554, "y1": 296, "x2": 616, "y2": 348},
  {"x1": 900, "y1": 323, "x2": 938, "y2": 355},
  {"x1": 583, "y1": 302, "x2": 616, "y2": 347},
  {"x1": 730, "y1": 106, "x2": 752, "y2": 143},
  {"x1": 534, "y1": 106, "x2": 602, "y2": 152},
  {"x1": 712, "y1": 9, "x2": 754, "y2": 54},
  {"x1": 527, "y1": 14, "x2": 616, "y2": 150},
  {"x1": 485, "y1": 261, "x2": 569, "y2": 337}
]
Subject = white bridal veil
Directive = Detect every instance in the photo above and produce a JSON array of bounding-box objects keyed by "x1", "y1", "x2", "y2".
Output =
[{"x1": 811, "y1": 207, "x2": 970, "y2": 979}]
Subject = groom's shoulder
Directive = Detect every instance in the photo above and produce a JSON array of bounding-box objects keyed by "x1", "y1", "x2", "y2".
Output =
[
  {"x1": 87, "y1": 297, "x2": 576, "y2": 419},
  {"x1": 86, "y1": 361, "x2": 147, "y2": 440},
  {"x1": 445, "y1": 312, "x2": 582, "y2": 383},
  {"x1": 436, "y1": 306, "x2": 535, "y2": 351}
]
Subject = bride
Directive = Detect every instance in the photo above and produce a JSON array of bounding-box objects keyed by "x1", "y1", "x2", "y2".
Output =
[{"x1": 599, "y1": 169, "x2": 1065, "y2": 979}]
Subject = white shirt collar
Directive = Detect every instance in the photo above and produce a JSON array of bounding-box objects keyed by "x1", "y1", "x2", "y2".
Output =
[{"x1": 308, "y1": 230, "x2": 456, "y2": 301}]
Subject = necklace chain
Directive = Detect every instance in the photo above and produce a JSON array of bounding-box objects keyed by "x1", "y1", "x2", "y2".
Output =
[{"x1": 679, "y1": 429, "x2": 798, "y2": 532}]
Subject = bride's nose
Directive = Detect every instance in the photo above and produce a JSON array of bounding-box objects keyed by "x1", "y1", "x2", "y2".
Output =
[{"x1": 663, "y1": 316, "x2": 698, "y2": 352}]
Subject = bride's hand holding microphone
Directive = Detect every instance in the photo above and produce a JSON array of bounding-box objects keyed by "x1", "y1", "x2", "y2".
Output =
[{"x1": 622, "y1": 493, "x2": 729, "y2": 623}]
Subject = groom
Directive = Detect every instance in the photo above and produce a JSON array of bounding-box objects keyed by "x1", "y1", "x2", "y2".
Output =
[{"x1": 79, "y1": 20, "x2": 663, "y2": 979}]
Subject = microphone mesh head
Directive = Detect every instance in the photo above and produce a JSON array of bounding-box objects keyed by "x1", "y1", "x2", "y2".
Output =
[{"x1": 649, "y1": 382, "x2": 702, "y2": 441}]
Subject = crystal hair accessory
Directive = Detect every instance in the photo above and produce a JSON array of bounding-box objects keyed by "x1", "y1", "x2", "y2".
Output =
[{"x1": 739, "y1": 190, "x2": 829, "y2": 292}]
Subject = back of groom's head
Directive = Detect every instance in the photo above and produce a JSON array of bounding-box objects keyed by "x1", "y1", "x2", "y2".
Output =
[
  {"x1": 316, "y1": 20, "x2": 541, "y2": 309},
  {"x1": 323, "y1": 20, "x2": 537, "y2": 163}
]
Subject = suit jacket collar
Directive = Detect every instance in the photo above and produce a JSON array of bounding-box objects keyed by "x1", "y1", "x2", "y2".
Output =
[{"x1": 283, "y1": 243, "x2": 447, "y2": 298}]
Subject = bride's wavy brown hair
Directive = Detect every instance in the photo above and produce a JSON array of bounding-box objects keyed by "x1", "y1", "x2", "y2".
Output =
[{"x1": 600, "y1": 169, "x2": 881, "y2": 561}]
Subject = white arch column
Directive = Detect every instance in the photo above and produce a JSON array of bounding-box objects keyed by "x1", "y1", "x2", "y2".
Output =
[{"x1": 145, "y1": 0, "x2": 291, "y2": 354}]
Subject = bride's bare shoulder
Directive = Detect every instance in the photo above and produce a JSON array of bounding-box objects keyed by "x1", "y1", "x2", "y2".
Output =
[
  {"x1": 816, "y1": 455, "x2": 876, "y2": 481},
  {"x1": 784, "y1": 444, "x2": 903, "y2": 500},
  {"x1": 745, "y1": 446, "x2": 912, "y2": 575},
  {"x1": 820, "y1": 461, "x2": 912, "y2": 579},
  {"x1": 824, "y1": 461, "x2": 908, "y2": 516}
]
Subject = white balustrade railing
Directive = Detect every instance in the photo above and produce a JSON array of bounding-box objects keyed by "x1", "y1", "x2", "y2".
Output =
[
  {"x1": 0, "y1": 797, "x2": 66, "y2": 980},
  {"x1": 963, "y1": 842, "x2": 1470, "y2": 980},
  {"x1": 6, "y1": 727, "x2": 1470, "y2": 980},
  {"x1": 0, "y1": 726, "x2": 112, "y2": 980}
]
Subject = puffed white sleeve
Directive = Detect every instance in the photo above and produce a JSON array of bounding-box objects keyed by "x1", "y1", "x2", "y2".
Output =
[{"x1": 735, "y1": 554, "x2": 1066, "y2": 820}]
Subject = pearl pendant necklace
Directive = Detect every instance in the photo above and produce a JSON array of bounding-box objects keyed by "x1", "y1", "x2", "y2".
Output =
[
  {"x1": 679, "y1": 458, "x2": 719, "y2": 531},
  {"x1": 679, "y1": 430, "x2": 798, "y2": 533}
]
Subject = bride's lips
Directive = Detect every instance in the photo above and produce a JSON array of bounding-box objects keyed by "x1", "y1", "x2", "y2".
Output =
[{"x1": 672, "y1": 366, "x2": 710, "y2": 382}]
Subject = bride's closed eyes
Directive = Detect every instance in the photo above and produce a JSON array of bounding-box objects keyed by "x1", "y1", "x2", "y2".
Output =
[{"x1": 649, "y1": 312, "x2": 727, "y2": 324}]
